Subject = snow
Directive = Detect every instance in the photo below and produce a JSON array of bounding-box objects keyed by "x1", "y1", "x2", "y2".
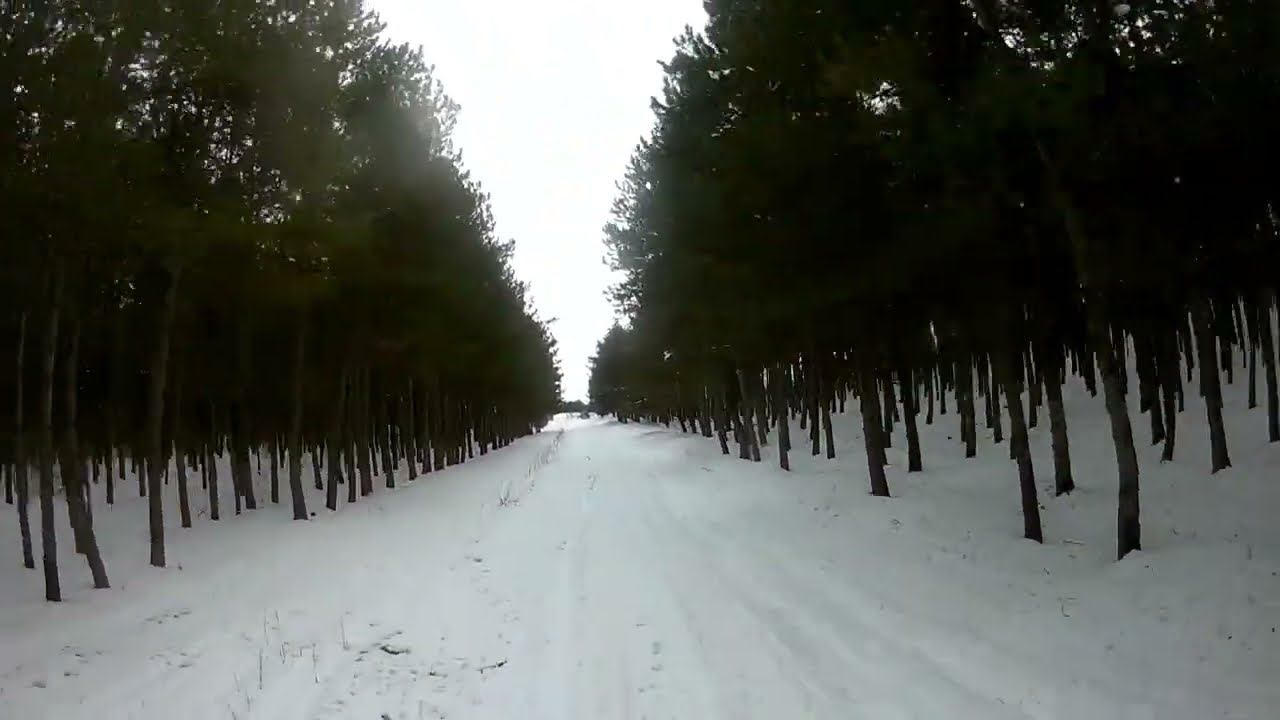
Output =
[{"x1": 2, "y1": 376, "x2": 1278, "y2": 718}]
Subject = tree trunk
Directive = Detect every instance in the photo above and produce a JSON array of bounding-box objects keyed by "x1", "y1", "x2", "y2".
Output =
[
  {"x1": 57, "y1": 312, "x2": 109, "y2": 587},
  {"x1": 822, "y1": 386, "x2": 835, "y2": 460},
  {"x1": 807, "y1": 355, "x2": 820, "y2": 456},
  {"x1": 1257, "y1": 294, "x2": 1280, "y2": 443},
  {"x1": 311, "y1": 446, "x2": 323, "y2": 490},
  {"x1": 713, "y1": 388, "x2": 730, "y2": 455},
  {"x1": 989, "y1": 361, "x2": 1004, "y2": 445},
  {"x1": 1026, "y1": 352, "x2": 1040, "y2": 429},
  {"x1": 736, "y1": 368, "x2": 761, "y2": 462},
  {"x1": 403, "y1": 383, "x2": 418, "y2": 481},
  {"x1": 901, "y1": 368, "x2": 922, "y2": 472},
  {"x1": 1088, "y1": 304, "x2": 1142, "y2": 559},
  {"x1": 381, "y1": 398, "x2": 396, "y2": 489},
  {"x1": 881, "y1": 377, "x2": 895, "y2": 448},
  {"x1": 288, "y1": 320, "x2": 309, "y2": 520},
  {"x1": 206, "y1": 440, "x2": 221, "y2": 521},
  {"x1": 1041, "y1": 356, "x2": 1075, "y2": 495},
  {"x1": 773, "y1": 364, "x2": 791, "y2": 471},
  {"x1": 1192, "y1": 297, "x2": 1232, "y2": 472},
  {"x1": 14, "y1": 312, "x2": 35, "y2": 570},
  {"x1": 38, "y1": 274, "x2": 63, "y2": 600},
  {"x1": 327, "y1": 368, "x2": 348, "y2": 511},
  {"x1": 859, "y1": 370, "x2": 889, "y2": 497},
  {"x1": 358, "y1": 372, "x2": 374, "y2": 496},
  {"x1": 925, "y1": 371, "x2": 935, "y2": 425},
  {"x1": 959, "y1": 360, "x2": 977, "y2": 458},
  {"x1": 996, "y1": 351, "x2": 1043, "y2": 543},
  {"x1": 170, "y1": 355, "x2": 192, "y2": 529},
  {"x1": 1248, "y1": 339, "x2": 1258, "y2": 409},
  {"x1": 269, "y1": 440, "x2": 280, "y2": 504},
  {"x1": 146, "y1": 265, "x2": 179, "y2": 568}
]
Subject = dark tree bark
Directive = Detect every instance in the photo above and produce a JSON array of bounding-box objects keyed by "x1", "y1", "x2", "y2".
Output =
[
  {"x1": 989, "y1": 361, "x2": 1004, "y2": 445},
  {"x1": 1091, "y1": 308, "x2": 1142, "y2": 560},
  {"x1": 270, "y1": 440, "x2": 280, "y2": 504},
  {"x1": 713, "y1": 388, "x2": 730, "y2": 455},
  {"x1": 357, "y1": 372, "x2": 374, "y2": 496},
  {"x1": 1257, "y1": 294, "x2": 1280, "y2": 442},
  {"x1": 327, "y1": 368, "x2": 348, "y2": 511},
  {"x1": 807, "y1": 354, "x2": 820, "y2": 456},
  {"x1": 171, "y1": 357, "x2": 192, "y2": 529},
  {"x1": 311, "y1": 445, "x2": 323, "y2": 490},
  {"x1": 1192, "y1": 297, "x2": 1232, "y2": 472},
  {"x1": 773, "y1": 364, "x2": 790, "y2": 471},
  {"x1": 881, "y1": 376, "x2": 895, "y2": 448},
  {"x1": 925, "y1": 370, "x2": 935, "y2": 425},
  {"x1": 402, "y1": 383, "x2": 418, "y2": 481},
  {"x1": 859, "y1": 370, "x2": 889, "y2": 497},
  {"x1": 57, "y1": 313, "x2": 110, "y2": 587},
  {"x1": 14, "y1": 312, "x2": 35, "y2": 569},
  {"x1": 996, "y1": 351, "x2": 1043, "y2": 543},
  {"x1": 1026, "y1": 352, "x2": 1040, "y2": 429},
  {"x1": 204, "y1": 442, "x2": 220, "y2": 521},
  {"x1": 288, "y1": 320, "x2": 309, "y2": 519},
  {"x1": 146, "y1": 265, "x2": 179, "y2": 568},
  {"x1": 381, "y1": 397, "x2": 396, "y2": 488},
  {"x1": 822, "y1": 386, "x2": 835, "y2": 461},
  {"x1": 1041, "y1": 354, "x2": 1075, "y2": 496},
  {"x1": 901, "y1": 367, "x2": 923, "y2": 472},
  {"x1": 1157, "y1": 333, "x2": 1180, "y2": 462},
  {"x1": 958, "y1": 360, "x2": 977, "y2": 458},
  {"x1": 1248, "y1": 338, "x2": 1258, "y2": 409},
  {"x1": 38, "y1": 274, "x2": 63, "y2": 600}
]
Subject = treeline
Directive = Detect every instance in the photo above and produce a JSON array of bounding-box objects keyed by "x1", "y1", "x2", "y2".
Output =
[
  {"x1": 589, "y1": 0, "x2": 1279, "y2": 559},
  {"x1": 1, "y1": 0, "x2": 561, "y2": 601}
]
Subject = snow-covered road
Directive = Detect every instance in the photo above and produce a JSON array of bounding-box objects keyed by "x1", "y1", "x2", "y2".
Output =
[{"x1": 3, "y1": 400, "x2": 1278, "y2": 719}]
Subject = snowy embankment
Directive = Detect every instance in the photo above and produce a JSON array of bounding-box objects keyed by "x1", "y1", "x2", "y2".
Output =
[{"x1": 2, "y1": 383, "x2": 1278, "y2": 718}]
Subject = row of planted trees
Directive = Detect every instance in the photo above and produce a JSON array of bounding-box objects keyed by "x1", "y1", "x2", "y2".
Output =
[
  {"x1": 589, "y1": 0, "x2": 1280, "y2": 560},
  {"x1": 1, "y1": 0, "x2": 561, "y2": 601}
]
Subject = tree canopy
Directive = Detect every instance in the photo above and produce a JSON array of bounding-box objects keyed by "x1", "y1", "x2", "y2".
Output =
[
  {"x1": 2, "y1": 0, "x2": 561, "y2": 600},
  {"x1": 590, "y1": 0, "x2": 1280, "y2": 559}
]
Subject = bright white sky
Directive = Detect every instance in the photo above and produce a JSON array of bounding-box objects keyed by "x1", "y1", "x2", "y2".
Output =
[{"x1": 371, "y1": 0, "x2": 706, "y2": 401}]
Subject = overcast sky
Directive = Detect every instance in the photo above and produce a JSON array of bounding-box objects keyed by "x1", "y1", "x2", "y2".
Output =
[{"x1": 370, "y1": 0, "x2": 706, "y2": 401}]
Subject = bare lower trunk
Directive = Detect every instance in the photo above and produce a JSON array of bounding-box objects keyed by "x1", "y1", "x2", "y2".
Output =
[
  {"x1": 1042, "y1": 358, "x2": 1074, "y2": 496},
  {"x1": 327, "y1": 368, "x2": 348, "y2": 511},
  {"x1": 147, "y1": 265, "x2": 179, "y2": 568},
  {"x1": 1192, "y1": 298, "x2": 1231, "y2": 472},
  {"x1": 207, "y1": 439, "x2": 221, "y2": 521},
  {"x1": 860, "y1": 370, "x2": 889, "y2": 497},
  {"x1": 960, "y1": 360, "x2": 977, "y2": 458},
  {"x1": 358, "y1": 373, "x2": 374, "y2": 496},
  {"x1": 713, "y1": 388, "x2": 730, "y2": 455},
  {"x1": 822, "y1": 389, "x2": 835, "y2": 460},
  {"x1": 172, "y1": 358, "x2": 191, "y2": 529},
  {"x1": 1258, "y1": 295, "x2": 1280, "y2": 443},
  {"x1": 38, "y1": 275, "x2": 63, "y2": 599},
  {"x1": 60, "y1": 315, "x2": 109, "y2": 587},
  {"x1": 773, "y1": 364, "x2": 790, "y2": 471},
  {"x1": 1090, "y1": 304, "x2": 1141, "y2": 559},
  {"x1": 901, "y1": 368, "x2": 922, "y2": 472},
  {"x1": 289, "y1": 320, "x2": 309, "y2": 520},
  {"x1": 736, "y1": 369, "x2": 761, "y2": 462},
  {"x1": 311, "y1": 446, "x2": 323, "y2": 491},
  {"x1": 996, "y1": 351, "x2": 1042, "y2": 543},
  {"x1": 807, "y1": 355, "x2": 820, "y2": 456},
  {"x1": 14, "y1": 312, "x2": 34, "y2": 569},
  {"x1": 270, "y1": 441, "x2": 280, "y2": 504},
  {"x1": 989, "y1": 360, "x2": 1004, "y2": 445}
]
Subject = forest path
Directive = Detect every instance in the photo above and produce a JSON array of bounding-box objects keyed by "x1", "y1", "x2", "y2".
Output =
[{"x1": 3, "y1": 402, "x2": 1277, "y2": 719}]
